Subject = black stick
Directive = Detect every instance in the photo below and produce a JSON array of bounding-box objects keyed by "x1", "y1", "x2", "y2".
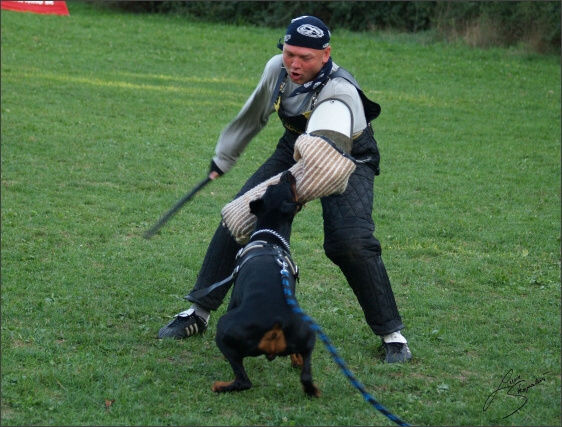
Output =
[{"x1": 143, "y1": 177, "x2": 212, "y2": 239}]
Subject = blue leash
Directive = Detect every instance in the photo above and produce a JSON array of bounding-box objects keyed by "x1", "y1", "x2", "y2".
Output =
[{"x1": 280, "y1": 262, "x2": 410, "y2": 426}]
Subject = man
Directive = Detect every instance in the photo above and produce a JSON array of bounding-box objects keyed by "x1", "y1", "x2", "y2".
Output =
[{"x1": 158, "y1": 16, "x2": 412, "y2": 363}]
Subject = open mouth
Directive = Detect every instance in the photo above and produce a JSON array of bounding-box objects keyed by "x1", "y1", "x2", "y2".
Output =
[{"x1": 289, "y1": 71, "x2": 301, "y2": 81}]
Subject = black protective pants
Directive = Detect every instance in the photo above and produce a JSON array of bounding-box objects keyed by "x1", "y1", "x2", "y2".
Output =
[{"x1": 186, "y1": 129, "x2": 404, "y2": 336}]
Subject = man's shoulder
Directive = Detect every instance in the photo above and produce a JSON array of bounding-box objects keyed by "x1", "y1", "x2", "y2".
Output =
[
  {"x1": 324, "y1": 73, "x2": 358, "y2": 95},
  {"x1": 329, "y1": 64, "x2": 360, "y2": 88},
  {"x1": 264, "y1": 54, "x2": 284, "y2": 72}
]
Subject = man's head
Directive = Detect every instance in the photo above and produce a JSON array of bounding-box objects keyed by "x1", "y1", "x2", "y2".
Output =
[{"x1": 279, "y1": 16, "x2": 331, "y2": 85}]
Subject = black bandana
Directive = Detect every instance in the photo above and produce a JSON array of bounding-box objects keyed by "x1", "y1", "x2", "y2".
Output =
[
  {"x1": 288, "y1": 57, "x2": 333, "y2": 97},
  {"x1": 280, "y1": 16, "x2": 330, "y2": 51}
]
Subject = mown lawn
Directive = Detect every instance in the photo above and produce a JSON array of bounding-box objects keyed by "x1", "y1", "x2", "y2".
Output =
[{"x1": 1, "y1": 3, "x2": 560, "y2": 426}]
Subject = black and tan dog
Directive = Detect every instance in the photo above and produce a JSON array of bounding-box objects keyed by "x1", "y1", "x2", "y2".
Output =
[{"x1": 212, "y1": 171, "x2": 319, "y2": 397}]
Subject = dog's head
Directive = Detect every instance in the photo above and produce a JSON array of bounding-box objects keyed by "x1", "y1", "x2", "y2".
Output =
[{"x1": 249, "y1": 171, "x2": 301, "y2": 220}]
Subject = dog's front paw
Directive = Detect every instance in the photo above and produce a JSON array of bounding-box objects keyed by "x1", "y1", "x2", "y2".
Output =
[
  {"x1": 212, "y1": 380, "x2": 252, "y2": 393},
  {"x1": 212, "y1": 381, "x2": 233, "y2": 392},
  {"x1": 303, "y1": 383, "x2": 320, "y2": 398}
]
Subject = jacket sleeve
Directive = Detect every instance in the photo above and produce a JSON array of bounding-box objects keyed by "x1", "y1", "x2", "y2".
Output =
[{"x1": 212, "y1": 55, "x2": 283, "y2": 174}]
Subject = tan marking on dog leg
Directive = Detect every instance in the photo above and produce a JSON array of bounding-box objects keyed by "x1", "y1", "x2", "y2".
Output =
[
  {"x1": 290, "y1": 353, "x2": 304, "y2": 368},
  {"x1": 212, "y1": 380, "x2": 235, "y2": 392}
]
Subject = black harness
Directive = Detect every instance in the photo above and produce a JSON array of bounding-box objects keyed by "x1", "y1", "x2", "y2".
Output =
[{"x1": 189, "y1": 235, "x2": 299, "y2": 300}]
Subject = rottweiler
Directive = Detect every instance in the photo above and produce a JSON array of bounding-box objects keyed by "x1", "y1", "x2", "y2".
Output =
[{"x1": 212, "y1": 171, "x2": 319, "y2": 397}]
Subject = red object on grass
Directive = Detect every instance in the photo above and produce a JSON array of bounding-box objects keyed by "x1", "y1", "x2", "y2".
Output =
[{"x1": 1, "y1": 1, "x2": 69, "y2": 16}]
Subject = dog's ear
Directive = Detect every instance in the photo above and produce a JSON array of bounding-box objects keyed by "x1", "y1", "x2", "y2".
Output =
[{"x1": 249, "y1": 198, "x2": 264, "y2": 216}]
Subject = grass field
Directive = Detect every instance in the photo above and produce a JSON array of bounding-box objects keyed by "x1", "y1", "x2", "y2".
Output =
[{"x1": 1, "y1": 3, "x2": 560, "y2": 426}]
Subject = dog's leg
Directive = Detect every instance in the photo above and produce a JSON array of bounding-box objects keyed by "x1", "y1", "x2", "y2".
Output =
[
  {"x1": 212, "y1": 355, "x2": 252, "y2": 393},
  {"x1": 290, "y1": 353, "x2": 304, "y2": 368},
  {"x1": 299, "y1": 349, "x2": 320, "y2": 397}
]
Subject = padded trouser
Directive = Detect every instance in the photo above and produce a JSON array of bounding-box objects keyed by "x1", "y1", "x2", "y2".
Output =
[
  {"x1": 321, "y1": 159, "x2": 404, "y2": 336},
  {"x1": 186, "y1": 130, "x2": 404, "y2": 336}
]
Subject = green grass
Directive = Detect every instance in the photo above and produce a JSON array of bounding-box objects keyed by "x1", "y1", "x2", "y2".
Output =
[{"x1": 1, "y1": 3, "x2": 560, "y2": 426}]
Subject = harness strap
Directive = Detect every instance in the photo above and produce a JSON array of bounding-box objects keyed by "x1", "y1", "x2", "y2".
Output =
[
  {"x1": 271, "y1": 69, "x2": 288, "y2": 112},
  {"x1": 189, "y1": 273, "x2": 236, "y2": 300},
  {"x1": 189, "y1": 242, "x2": 298, "y2": 300}
]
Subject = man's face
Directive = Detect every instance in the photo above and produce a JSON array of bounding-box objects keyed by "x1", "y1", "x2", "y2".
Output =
[{"x1": 282, "y1": 44, "x2": 331, "y2": 85}]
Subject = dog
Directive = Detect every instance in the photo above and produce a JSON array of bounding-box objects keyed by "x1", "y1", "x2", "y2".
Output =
[{"x1": 212, "y1": 171, "x2": 319, "y2": 397}]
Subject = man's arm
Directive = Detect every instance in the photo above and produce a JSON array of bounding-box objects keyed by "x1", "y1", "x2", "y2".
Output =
[{"x1": 211, "y1": 55, "x2": 284, "y2": 176}]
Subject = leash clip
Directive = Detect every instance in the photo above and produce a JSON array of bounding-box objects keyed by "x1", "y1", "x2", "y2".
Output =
[
  {"x1": 232, "y1": 264, "x2": 240, "y2": 278},
  {"x1": 278, "y1": 258, "x2": 290, "y2": 276}
]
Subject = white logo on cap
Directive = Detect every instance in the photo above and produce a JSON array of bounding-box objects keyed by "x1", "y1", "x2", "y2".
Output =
[{"x1": 297, "y1": 24, "x2": 324, "y2": 38}]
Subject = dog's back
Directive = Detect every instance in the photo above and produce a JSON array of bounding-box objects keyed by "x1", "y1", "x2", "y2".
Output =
[
  {"x1": 216, "y1": 247, "x2": 313, "y2": 360},
  {"x1": 213, "y1": 171, "x2": 319, "y2": 397}
]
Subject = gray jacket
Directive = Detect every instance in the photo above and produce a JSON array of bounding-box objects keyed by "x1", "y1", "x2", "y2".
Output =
[{"x1": 213, "y1": 54, "x2": 367, "y2": 174}]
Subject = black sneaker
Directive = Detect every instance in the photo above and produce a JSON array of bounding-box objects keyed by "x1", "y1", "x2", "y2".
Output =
[
  {"x1": 157, "y1": 309, "x2": 208, "y2": 339},
  {"x1": 382, "y1": 341, "x2": 412, "y2": 363}
]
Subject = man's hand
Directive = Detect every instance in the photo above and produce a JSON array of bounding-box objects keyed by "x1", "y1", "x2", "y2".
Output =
[{"x1": 209, "y1": 160, "x2": 224, "y2": 180}]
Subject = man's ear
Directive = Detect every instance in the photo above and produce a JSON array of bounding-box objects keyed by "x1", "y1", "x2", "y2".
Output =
[
  {"x1": 249, "y1": 199, "x2": 264, "y2": 216},
  {"x1": 322, "y1": 46, "x2": 331, "y2": 63}
]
